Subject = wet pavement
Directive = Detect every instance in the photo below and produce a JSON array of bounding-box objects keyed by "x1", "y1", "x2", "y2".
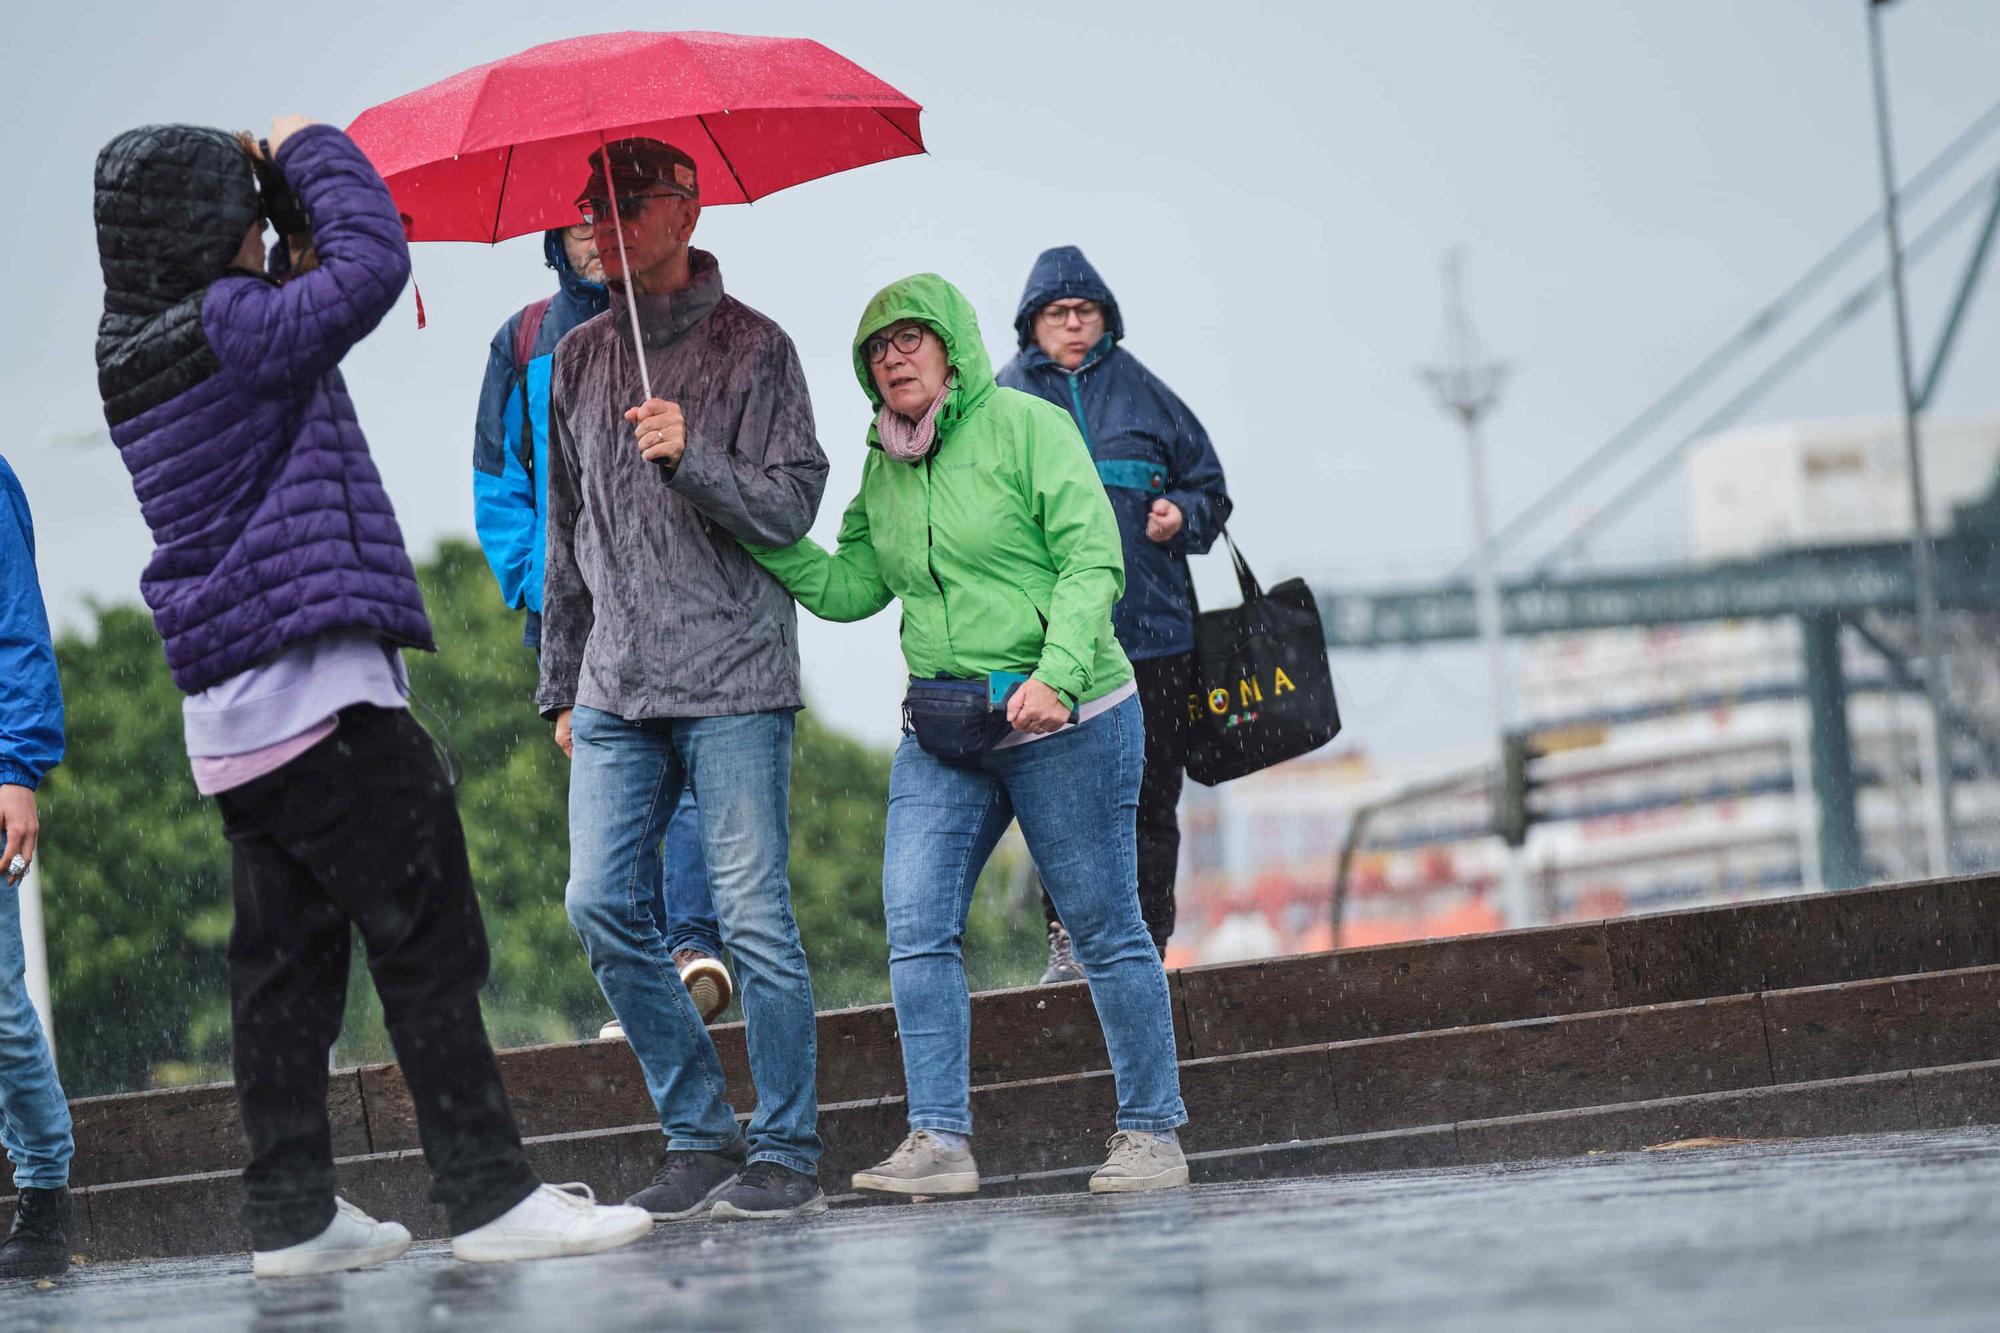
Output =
[{"x1": 6, "y1": 1127, "x2": 1998, "y2": 1332}]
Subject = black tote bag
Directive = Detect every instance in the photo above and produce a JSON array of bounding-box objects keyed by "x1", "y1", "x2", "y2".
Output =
[{"x1": 1183, "y1": 530, "x2": 1342, "y2": 786}]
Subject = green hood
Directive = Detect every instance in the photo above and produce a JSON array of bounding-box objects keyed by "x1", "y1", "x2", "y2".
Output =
[{"x1": 851, "y1": 273, "x2": 997, "y2": 446}]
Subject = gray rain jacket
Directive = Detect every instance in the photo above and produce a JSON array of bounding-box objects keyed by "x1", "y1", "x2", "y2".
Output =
[{"x1": 537, "y1": 249, "x2": 828, "y2": 720}]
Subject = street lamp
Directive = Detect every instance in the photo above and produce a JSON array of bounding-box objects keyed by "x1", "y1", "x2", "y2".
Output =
[
  {"x1": 1419, "y1": 249, "x2": 1536, "y2": 927},
  {"x1": 1865, "y1": 0, "x2": 1957, "y2": 876}
]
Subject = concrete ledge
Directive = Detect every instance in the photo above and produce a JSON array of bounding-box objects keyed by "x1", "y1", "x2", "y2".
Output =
[{"x1": 51, "y1": 875, "x2": 2000, "y2": 1197}]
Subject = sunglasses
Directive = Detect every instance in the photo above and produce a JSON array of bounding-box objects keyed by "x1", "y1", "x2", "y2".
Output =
[{"x1": 577, "y1": 192, "x2": 681, "y2": 226}]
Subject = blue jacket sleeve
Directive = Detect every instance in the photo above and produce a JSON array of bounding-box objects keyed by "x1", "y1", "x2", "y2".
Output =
[
  {"x1": 0, "y1": 464, "x2": 64, "y2": 790},
  {"x1": 1155, "y1": 380, "x2": 1231, "y2": 555},
  {"x1": 473, "y1": 317, "x2": 538, "y2": 610},
  {"x1": 202, "y1": 124, "x2": 412, "y2": 399}
]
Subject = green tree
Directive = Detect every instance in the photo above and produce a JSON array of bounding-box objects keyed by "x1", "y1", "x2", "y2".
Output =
[{"x1": 40, "y1": 539, "x2": 1042, "y2": 1095}]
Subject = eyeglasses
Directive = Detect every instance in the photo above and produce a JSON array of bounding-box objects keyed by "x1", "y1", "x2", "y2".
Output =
[
  {"x1": 864, "y1": 325, "x2": 929, "y2": 364},
  {"x1": 563, "y1": 221, "x2": 595, "y2": 241},
  {"x1": 577, "y1": 192, "x2": 679, "y2": 225},
  {"x1": 1037, "y1": 300, "x2": 1103, "y2": 327}
]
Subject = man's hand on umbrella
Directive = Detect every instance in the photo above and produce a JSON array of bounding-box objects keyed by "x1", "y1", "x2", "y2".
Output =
[
  {"x1": 1145, "y1": 498, "x2": 1184, "y2": 544},
  {"x1": 267, "y1": 115, "x2": 316, "y2": 158},
  {"x1": 627, "y1": 399, "x2": 687, "y2": 468}
]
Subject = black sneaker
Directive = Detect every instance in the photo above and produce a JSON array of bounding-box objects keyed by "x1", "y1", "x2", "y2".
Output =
[
  {"x1": 0, "y1": 1186, "x2": 71, "y2": 1280},
  {"x1": 709, "y1": 1161, "x2": 827, "y2": 1221},
  {"x1": 624, "y1": 1143, "x2": 747, "y2": 1220}
]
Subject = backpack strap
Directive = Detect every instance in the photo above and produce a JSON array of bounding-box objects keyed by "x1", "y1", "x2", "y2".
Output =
[
  {"x1": 512, "y1": 296, "x2": 554, "y2": 369},
  {"x1": 511, "y1": 296, "x2": 555, "y2": 477}
]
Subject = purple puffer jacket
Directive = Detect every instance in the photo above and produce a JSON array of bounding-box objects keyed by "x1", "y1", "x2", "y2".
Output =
[{"x1": 92, "y1": 123, "x2": 433, "y2": 694}]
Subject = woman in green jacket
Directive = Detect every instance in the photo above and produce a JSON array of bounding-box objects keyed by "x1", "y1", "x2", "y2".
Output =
[{"x1": 747, "y1": 274, "x2": 1189, "y2": 1197}]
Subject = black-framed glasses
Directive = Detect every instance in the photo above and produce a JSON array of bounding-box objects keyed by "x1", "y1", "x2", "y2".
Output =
[
  {"x1": 577, "y1": 192, "x2": 678, "y2": 225},
  {"x1": 563, "y1": 220, "x2": 595, "y2": 241},
  {"x1": 1037, "y1": 299, "x2": 1103, "y2": 327},
  {"x1": 864, "y1": 325, "x2": 929, "y2": 364}
]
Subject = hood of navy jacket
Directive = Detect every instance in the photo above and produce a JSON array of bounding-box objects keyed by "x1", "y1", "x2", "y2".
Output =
[{"x1": 1012, "y1": 245, "x2": 1126, "y2": 350}]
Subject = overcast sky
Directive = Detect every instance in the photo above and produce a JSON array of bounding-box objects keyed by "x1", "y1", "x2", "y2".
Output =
[{"x1": 9, "y1": 0, "x2": 2000, "y2": 763}]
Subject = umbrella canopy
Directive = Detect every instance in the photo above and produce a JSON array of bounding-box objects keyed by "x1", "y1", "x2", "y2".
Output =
[{"x1": 348, "y1": 30, "x2": 925, "y2": 243}]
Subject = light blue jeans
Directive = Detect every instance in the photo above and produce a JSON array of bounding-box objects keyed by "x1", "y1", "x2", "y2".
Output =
[
  {"x1": 0, "y1": 877, "x2": 71, "y2": 1190},
  {"x1": 565, "y1": 707, "x2": 819, "y2": 1175},
  {"x1": 885, "y1": 692, "x2": 1186, "y2": 1135}
]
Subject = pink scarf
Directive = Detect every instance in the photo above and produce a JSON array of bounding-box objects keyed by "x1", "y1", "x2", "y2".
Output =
[{"x1": 876, "y1": 375, "x2": 955, "y2": 463}]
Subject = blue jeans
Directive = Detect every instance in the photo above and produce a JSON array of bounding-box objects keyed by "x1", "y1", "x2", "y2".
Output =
[
  {"x1": 884, "y1": 692, "x2": 1186, "y2": 1135},
  {"x1": 565, "y1": 707, "x2": 819, "y2": 1174},
  {"x1": 657, "y1": 789, "x2": 721, "y2": 959},
  {"x1": 534, "y1": 630, "x2": 717, "y2": 958},
  {"x1": 0, "y1": 878, "x2": 72, "y2": 1190}
]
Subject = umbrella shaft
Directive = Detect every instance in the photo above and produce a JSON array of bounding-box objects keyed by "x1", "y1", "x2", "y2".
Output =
[{"x1": 605, "y1": 191, "x2": 655, "y2": 402}]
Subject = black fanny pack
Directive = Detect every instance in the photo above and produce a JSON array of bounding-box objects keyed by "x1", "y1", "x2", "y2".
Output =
[{"x1": 901, "y1": 676, "x2": 1016, "y2": 763}]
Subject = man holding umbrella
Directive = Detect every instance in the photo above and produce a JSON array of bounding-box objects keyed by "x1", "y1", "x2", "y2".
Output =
[
  {"x1": 471, "y1": 218, "x2": 734, "y2": 1034},
  {"x1": 538, "y1": 138, "x2": 831, "y2": 1221}
]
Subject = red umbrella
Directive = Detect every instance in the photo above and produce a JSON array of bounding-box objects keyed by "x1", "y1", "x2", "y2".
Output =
[
  {"x1": 349, "y1": 30, "x2": 925, "y2": 243},
  {"x1": 348, "y1": 31, "x2": 925, "y2": 395}
]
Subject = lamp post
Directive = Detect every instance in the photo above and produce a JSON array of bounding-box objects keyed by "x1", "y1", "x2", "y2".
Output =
[
  {"x1": 1420, "y1": 250, "x2": 1535, "y2": 927},
  {"x1": 1866, "y1": 0, "x2": 1957, "y2": 876}
]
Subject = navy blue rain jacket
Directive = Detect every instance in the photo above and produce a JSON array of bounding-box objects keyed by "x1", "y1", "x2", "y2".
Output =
[
  {"x1": 0, "y1": 454, "x2": 64, "y2": 790},
  {"x1": 996, "y1": 246, "x2": 1232, "y2": 661},
  {"x1": 472, "y1": 231, "x2": 608, "y2": 633}
]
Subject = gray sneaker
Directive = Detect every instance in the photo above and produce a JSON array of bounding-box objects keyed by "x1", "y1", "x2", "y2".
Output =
[
  {"x1": 709, "y1": 1162, "x2": 827, "y2": 1220},
  {"x1": 1039, "y1": 923, "x2": 1086, "y2": 985},
  {"x1": 851, "y1": 1131, "x2": 981, "y2": 1196},
  {"x1": 1088, "y1": 1131, "x2": 1190, "y2": 1194},
  {"x1": 625, "y1": 1143, "x2": 746, "y2": 1220}
]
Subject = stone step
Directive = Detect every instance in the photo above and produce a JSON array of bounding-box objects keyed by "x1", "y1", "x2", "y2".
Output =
[
  {"x1": 61, "y1": 874, "x2": 2000, "y2": 1189},
  {"x1": 37, "y1": 1054, "x2": 2000, "y2": 1266},
  {"x1": 35, "y1": 961, "x2": 2000, "y2": 1263}
]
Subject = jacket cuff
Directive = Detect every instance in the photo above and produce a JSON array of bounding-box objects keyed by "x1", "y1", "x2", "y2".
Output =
[
  {"x1": 0, "y1": 765, "x2": 41, "y2": 791},
  {"x1": 1165, "y1": 489, "x2": 1213, "y2": 554}
]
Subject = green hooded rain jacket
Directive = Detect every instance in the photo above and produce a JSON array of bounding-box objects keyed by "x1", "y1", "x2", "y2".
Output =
[{"x1": 746, "y1": 273, "x2": 1132, "y2": 707}]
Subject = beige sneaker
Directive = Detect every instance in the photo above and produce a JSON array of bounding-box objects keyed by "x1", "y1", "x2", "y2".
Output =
[
  {"x1": 675, "y1": 949, "x2": 734, "y2": 1024},
  {"x1": 1088, "y1": 1131, "x2": 1189, "y2": 1194},
  {"x1": 851, "y1": 1131, "x2": 980, "y2": 1196}
]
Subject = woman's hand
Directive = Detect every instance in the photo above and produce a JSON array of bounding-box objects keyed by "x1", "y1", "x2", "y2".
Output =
[
  {"x1": 626, "y1": 399, "x2": 687, "y2": 468},
  {"x1": 267, "y1": 115, "x2": 315, "y2": 158},
  {"x1": 554, "y1": 709, "x2": 574, "y2": 759},
  {"x1": 1145, "y1": 498, "x2": 1184, "y2": 544},
  {"x1": 1007, "y1": 679, "x2": 1072, "y2": 735},
  {"x1": 1, "y1": 785, "x2": 39, "y2": 886}
]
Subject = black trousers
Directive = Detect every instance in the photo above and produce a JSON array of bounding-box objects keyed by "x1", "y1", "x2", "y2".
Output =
[
  {"x1": 214, "y1": 705, "x2": 538, "y2": 1250},
  {"x1": 1045, "y1": 651, "x2": 1190, "y2": 951}
]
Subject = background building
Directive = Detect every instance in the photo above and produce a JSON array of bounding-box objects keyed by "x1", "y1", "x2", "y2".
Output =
[{"x1": 1172, "y1": 418, "x2": 2000, "y2": 967}]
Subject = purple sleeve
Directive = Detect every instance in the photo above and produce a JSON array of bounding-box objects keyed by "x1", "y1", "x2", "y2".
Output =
[{"x1": 202, "y1": 124, "x2": 411, "y2": 398}]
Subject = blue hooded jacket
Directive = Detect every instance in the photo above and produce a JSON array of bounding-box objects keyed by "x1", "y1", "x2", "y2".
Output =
[
  {"x1": 0, "y1": 454, "x2": 64, "y2": 790},
  {"x1": 472, "y1": 230, "x2": 608, "y2": 641},
  {"x1": 996, "y1": 246, "x2": 1232, "y2": 661}
]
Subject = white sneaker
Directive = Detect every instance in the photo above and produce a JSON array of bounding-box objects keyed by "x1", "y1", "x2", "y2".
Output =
[
  {"x1": 450, "y1": 1182, "x2": 652, "y2": 1264},
  {"x1": 252, "y1": 1197, "x2": 412, "y2": 1279},
  {"x1": 599, "y1": 1018, "x2": 626, "y2": 1040}
]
